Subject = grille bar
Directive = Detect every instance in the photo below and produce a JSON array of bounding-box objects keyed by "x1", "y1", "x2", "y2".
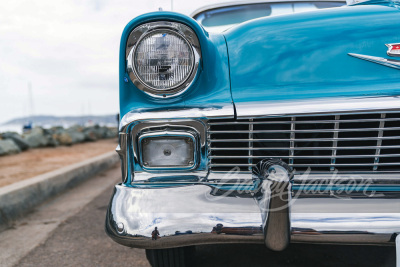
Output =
[
  {"x1": 248, "y1": 119, "x2": 253, "y2": 172},
  {"x1": 208, "y1": 111, "x2": 400, "y2": 173},
  {"x1": 210, "y1": 163, "x2": 400, "y2": 167},
  {"x1": 208, "y1": 118, "x2": 400, "y2": 125},
  {"x1": 209, "y1": 127, "x2": 400, "y2": 133},
  {"x1": 210, "y1": 146, "x2": 400, "y2": 150},
  {"x1": 374, "y1": 113, "x2": 386, "y2": 171},
  {"x1": 210, "y1": 137, "x2": 400, "y2": 142},
  {"x1": 209, "y1": 154, "x2": 400, "y2": 159}
]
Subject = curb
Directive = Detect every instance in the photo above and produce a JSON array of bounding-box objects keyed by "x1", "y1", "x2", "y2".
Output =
[{"x1": 0, "y1": 151, "x2": 119, "y2": 232}]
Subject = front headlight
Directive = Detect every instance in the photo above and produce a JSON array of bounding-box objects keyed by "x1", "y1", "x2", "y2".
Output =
[{"x1": 126, "y1": 21, "x2": 201, "y2": 98}]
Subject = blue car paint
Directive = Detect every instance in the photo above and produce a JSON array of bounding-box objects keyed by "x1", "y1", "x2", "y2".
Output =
[
  {"x1": 119, "y1": 3, "x2": 400, "y2": 186},
  {"x1": 119, "y1": 12, "x2": 233, "y2": 120},
  {"x1": 223, "y1": 4, "x2": 400, "y2": 104},
  {"x1": 119, "y1": 4, "x2": 400, "y2": 121}
]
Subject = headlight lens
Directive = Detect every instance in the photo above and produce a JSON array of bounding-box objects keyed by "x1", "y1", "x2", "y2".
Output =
[
  {"x1": 134, "y1": 30, "x2": 194, "y2": 90},
  {"x1": 126, "y1": 21, "x2": 201, "y2": 98}
]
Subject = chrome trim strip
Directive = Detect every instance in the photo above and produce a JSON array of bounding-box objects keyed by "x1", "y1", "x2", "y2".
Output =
[
  {"x1": 209, "y1": 118, "x2": 400, "y2": 124},
  {"x1": 209, "y1": 127, "x2": 400, "y2": 133},
  {"x1": 209, "y1": 137, "x2": 400, "y2": 142},
  {"x1": 212, "y1": 170, "x2": 398, "y2": 176},
  {"x1": 209, "y1": 154, "x2": 400, "y2": 159},
  {"x1": 292, "y1": 173, "x2": 400, "y2": 182},
  {"x1": 348, "y1": 53, "x2": 400, "y2": 70},
  {"x1": 120, "y1": 105, "x2": 234, "y2": 132},
  {"x1": 209, "y1": 146, "x2": 400, "y2": 150},
  {"x1": 234, "y1": 96, "x2": 400, "y2": 119},
  {"x1": 210, "y1": 163, "x2": 400, "y2": 167}
]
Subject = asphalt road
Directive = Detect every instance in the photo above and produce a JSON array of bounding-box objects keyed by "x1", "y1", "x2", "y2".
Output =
[{"x1": 8, "y1": 166, "x2": 396, "y2": 267}]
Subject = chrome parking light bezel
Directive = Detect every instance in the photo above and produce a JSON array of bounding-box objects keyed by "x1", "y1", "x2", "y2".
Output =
[
  {"x1": 137, "y1": 129, "x2": 199, "y2": 171},
  {"x1": 126, "y1": 21, "x2": 201, "y2": 98}
]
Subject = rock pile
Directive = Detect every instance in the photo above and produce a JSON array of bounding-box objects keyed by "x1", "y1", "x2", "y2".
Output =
[{"x1": 0, "y1": 125, "x2": 117, "y2": 156}]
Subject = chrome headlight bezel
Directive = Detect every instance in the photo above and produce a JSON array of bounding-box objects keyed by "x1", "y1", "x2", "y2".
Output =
[{"x1": 126, "y1": 21, "x2": 201, "y2": 98}]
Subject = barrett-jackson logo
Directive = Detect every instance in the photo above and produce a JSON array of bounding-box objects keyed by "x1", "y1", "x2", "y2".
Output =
[{"x1": 386, "y1": 43, "x2": 400, "y2": 57}]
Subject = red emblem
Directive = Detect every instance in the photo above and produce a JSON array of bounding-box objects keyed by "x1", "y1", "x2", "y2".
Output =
[{"x1": 386, "y1": 43, "x2": 400, "y2": 57}]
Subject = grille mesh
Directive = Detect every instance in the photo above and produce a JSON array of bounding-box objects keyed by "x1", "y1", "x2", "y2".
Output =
[{"x1": 208, "y1": 112, "x2": 400, "y2": 173}]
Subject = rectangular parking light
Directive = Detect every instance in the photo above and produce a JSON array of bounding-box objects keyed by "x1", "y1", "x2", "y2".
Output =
[{"x1": 141, "y1": 135, "x2": 195, "y2": 169}]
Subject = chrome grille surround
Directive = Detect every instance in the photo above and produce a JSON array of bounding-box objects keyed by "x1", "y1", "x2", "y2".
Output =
[{"x1": 208, "y1": 111, "x2": 400, "y2": 174}]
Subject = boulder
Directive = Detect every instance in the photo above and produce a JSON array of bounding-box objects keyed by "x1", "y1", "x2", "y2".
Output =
[
  {"x1": 83, "y1": 127, "x2": 98, "y2": 141},
  {"x1": 66, "y1": 126, "x2": 85, "y2": 144},
  {"x1": 54, "y1": 132, "x2": 73, "y2": 146},
  {"x1": 1, "y1": 132, "x2": 30, "y2": 151},
  {"x1": 46, "y1": 135, "x2": 59, "y2": 147},
  {"x1": 68, "y1": 131, "x2": 85, "y2": 144},
  {"x1": 106, "y1": 127, "x2": 118, "y2": 138},
  {"x1": 24, "y1": 127, "x2": 49, "y2": 148},
  {"x1": 42, "y1": 128, "x2": 59, "y2": 147},
  {"x1": 0, "y1": 139, "x2": 21, "y2": 156}
]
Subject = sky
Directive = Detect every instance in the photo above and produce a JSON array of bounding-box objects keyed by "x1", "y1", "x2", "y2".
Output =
[{"x1": 0, "y1": 0, "x2": 232, "y2": 124}]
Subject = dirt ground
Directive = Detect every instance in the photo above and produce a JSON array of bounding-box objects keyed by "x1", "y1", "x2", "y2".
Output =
[{"x1": 0, "y1": 138, "x2": 117, "y2": 187}]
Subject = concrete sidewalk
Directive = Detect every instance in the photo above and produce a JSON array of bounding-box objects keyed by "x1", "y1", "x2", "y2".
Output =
[
  {"x1": 0, "y1": 165, "x2": 121, "y2": 267},
  {"x1": 0, "y1": 151, "x2": 119, "y2": 232}
]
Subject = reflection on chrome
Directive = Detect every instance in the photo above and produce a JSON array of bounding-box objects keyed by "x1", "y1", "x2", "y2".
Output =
[
  {"x1": 106, "y1": 177, "x2": 400, "y2": 249},
  {"x1": 108, "y1": 98, "x2": 400, "y2": 251}
]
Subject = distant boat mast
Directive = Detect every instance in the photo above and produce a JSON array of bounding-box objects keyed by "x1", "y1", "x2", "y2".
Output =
[{"x1": 28, "y1": 82, "x2": 34, "y2": 120}]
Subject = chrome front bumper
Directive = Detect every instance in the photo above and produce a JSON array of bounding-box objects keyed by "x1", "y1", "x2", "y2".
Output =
[
  {"x1": 105, "y1": 180, "x2": 400, "y2": 249},
  {"x1": 108, "y1": 98, "x2": 400, "y2": 249}
]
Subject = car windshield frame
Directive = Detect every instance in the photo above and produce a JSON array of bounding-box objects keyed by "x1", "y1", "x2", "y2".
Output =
[{"x1": 192, "y1": 0, "x2": 346, "y2": 32}]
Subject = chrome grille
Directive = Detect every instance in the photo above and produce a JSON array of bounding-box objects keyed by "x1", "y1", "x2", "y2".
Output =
[{"x1": 208, "y1": 112, "x2": 400, "y2": 173}]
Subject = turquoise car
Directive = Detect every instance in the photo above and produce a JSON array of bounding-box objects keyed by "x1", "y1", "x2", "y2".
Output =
[{"x1": 106, "y1": 1, "x2": 400, "y2": 266}]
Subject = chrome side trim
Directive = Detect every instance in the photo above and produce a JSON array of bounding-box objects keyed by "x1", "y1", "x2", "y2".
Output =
[
  {"x1": 120, "y1": 105, "x2": 234, "y2": 132},
  {"x1": 348, "y1": 53, "x2": 400, "y2": 70},
  {"x1": 235, "y1": 96, "x2": 400, "y2": 119}
]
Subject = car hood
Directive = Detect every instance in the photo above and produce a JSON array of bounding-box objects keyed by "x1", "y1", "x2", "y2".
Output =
[{"x1": 223, "y1": 4, "x2": 400, "y2": 111}]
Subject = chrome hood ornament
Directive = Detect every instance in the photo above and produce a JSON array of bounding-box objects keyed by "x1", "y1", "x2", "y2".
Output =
[
  {"x1": 348, "y1": 53, "x2": 400, "y2": 70},
  {"x1": 386, "y1": 43, "x2": 400, "y2": 57}
]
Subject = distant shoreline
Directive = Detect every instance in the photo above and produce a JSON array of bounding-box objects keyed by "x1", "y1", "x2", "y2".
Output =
[{"x1": 2, "y1": 114, "x2": 119, "y2": 128}]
